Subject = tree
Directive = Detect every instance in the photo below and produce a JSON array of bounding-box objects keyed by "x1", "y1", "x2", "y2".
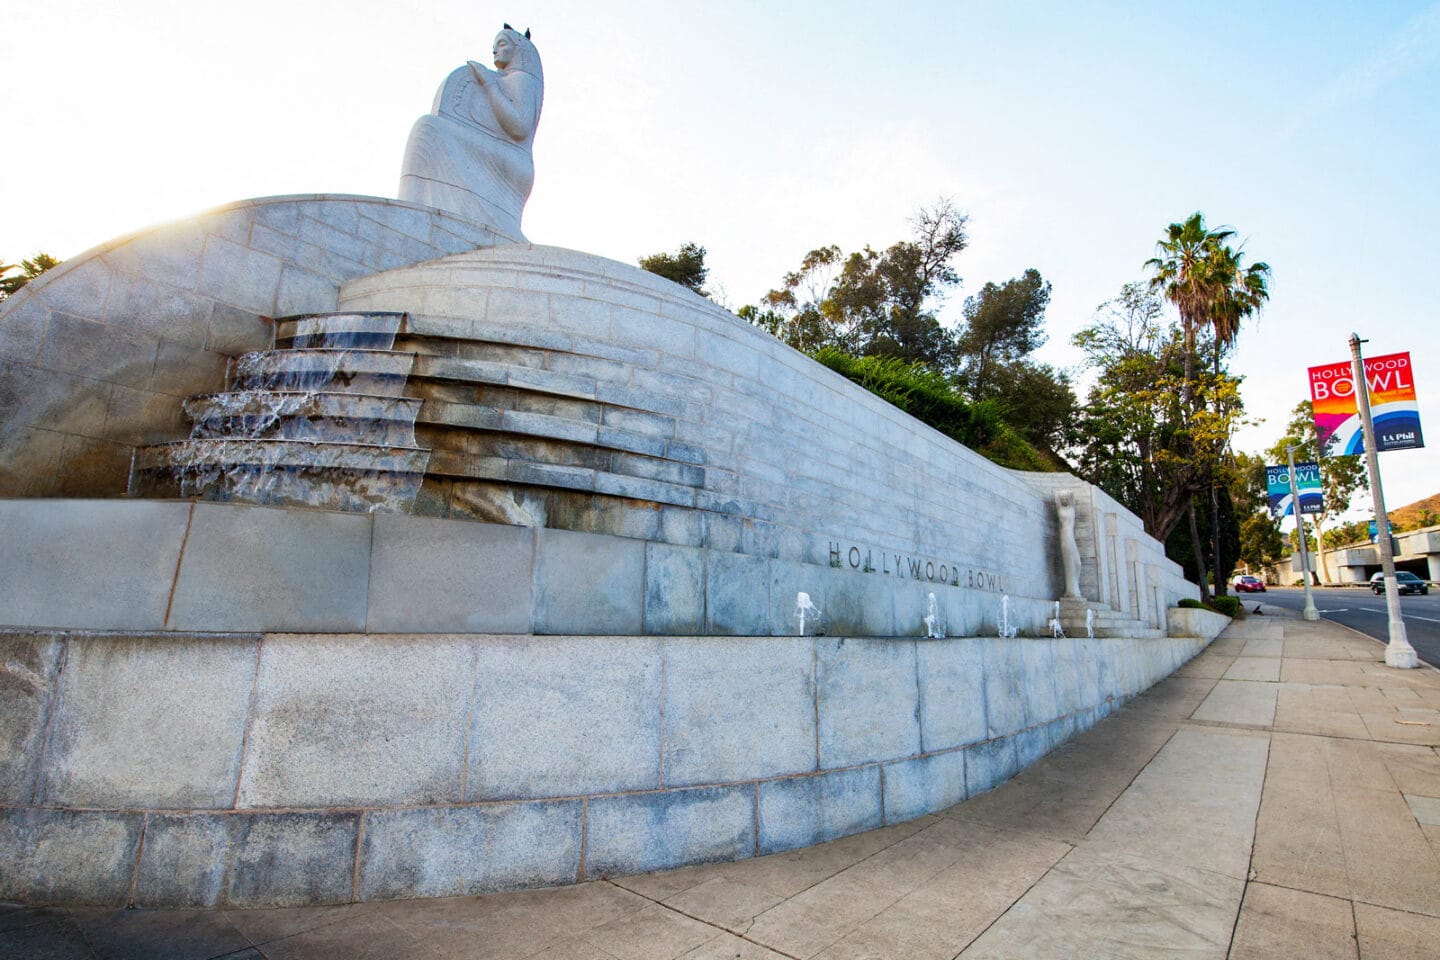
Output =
[
  {"x1": 947, "y1": 267, "x2": 1073, "y2": 455},
  {"x1": 1231, "y1": 451, "x2": 1286, "y2": 574},
  {"x1": 0, "y1": 252, "x2": 61, "y2": 300},
  {"x1": 750, "y1": 199, "x2": 969, "y2": 370},
  {"x1": 1206, "y1": 242, "x2": 1271, "y2": 369},
  {"x1": 811, "y1": 348, "x2": 1056, "y2": 472},
  {"x1": 1324, "y1": 520, "x2": 1371, "y2": 547},
  {"x1": 1145, "y1": 213, "x2": 1234, "y2": 399},
  {"x1": 954, "y1": 269, "x2": 1052, "y2": 400},
  {"x1": 1071, "y1": 283, "x2": 1246, "y2": 544},
  {"x1": 744, "y1": 201, "x2": 1077, "y2": 457},
  {"x1": 1144, "y1": 213, "x2": 1269, "y2": 597},
  {"x1": 638, "y1": 242, "x2": 709, "y2": 295},
  {"x1": 1265, "y1": 400, "x2": 1367, "y2": 584},
  {"x1": 974, "y1": 358, "x2": 1077, "y2": 454}
]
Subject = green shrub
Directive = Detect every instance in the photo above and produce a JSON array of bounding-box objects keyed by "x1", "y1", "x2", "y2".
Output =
[
  {"x1": 1207, "y1": 596, "x2": 1241, "y2": 618},
  {"x1": 1177, "y1": 598, "x2": 1203, "y2": 609},
  {"x1": 811, "y1": 348, "x2": 1059, "y2": 472}
]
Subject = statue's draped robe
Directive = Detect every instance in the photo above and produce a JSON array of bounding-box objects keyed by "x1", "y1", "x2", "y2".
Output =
[{"x1": 398, "y1": 65, "x2": 541, "y2": 241}]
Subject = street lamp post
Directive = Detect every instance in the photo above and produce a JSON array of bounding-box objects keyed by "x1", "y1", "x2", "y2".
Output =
[
  {"x1": 1286, "y1": 444, "x2": 1319, "y2": 621},
  {"x1": 1349, "y1": 334, "x2": 1419, "y2": 669}
]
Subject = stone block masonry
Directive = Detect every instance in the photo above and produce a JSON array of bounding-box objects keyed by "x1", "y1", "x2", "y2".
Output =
[
  {"x1": 3, "y1": 232, "x2": 1195, "y2": 640},
  {"x1": 0, "y1": 195, "x2": 1214, "y2": 911},
  {"x1": 0, "y1": 499, "x2": 1148, "y2": 640},
  {"x1": 0, "y1": 627, "x2": 1212, "y2": 907},
  {"x1": 0, "y1": 195, "x2": 509, "y2": 499}
]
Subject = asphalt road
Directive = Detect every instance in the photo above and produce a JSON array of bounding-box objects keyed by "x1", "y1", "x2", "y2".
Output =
[{"x1": 1238, "y1": 585, "x2": 1440, "y2": 668}]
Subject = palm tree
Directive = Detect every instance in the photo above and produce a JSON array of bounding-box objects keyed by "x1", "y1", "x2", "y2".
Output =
[
  {"x1": 1204, "y1": 242, "x2": 1269, "y2": 596},
  {"x1": 1145, "y1": 214, "x2": 1269, "y2": 598},
  {"x1": 1207, "y1": 243, "x2": 1271, "y2": 368},
  {"x1": 1144, "y1": 213, "x2": 1237, "y2": 400}
]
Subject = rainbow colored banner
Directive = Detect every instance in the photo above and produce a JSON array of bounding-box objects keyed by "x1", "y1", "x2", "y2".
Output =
[{"x1": 1307, "y1": 352, "x2": 1424, "y2": 455}]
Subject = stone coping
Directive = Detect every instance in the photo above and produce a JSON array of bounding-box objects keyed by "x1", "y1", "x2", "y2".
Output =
[{"x1": 1166, "y1": 606, "x2": 1233, "y2": 640}]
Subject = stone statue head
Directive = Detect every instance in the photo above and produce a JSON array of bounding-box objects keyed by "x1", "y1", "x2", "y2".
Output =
[{"x1": 494, "y1": 25, "x2": 543, "y2": 83}]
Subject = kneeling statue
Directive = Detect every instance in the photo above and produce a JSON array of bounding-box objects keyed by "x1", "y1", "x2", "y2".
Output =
[{"x1": 398, "y1": 25, "x2": 543, "y2": 240}]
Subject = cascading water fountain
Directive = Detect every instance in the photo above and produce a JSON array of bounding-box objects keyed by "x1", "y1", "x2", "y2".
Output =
[{"x1": 129, "y1": 312, "x2": 431, "y2": 512}]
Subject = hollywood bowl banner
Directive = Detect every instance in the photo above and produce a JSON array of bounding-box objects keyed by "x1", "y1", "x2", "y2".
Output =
[
  {"x1": 1307, "y1": 352, "x2": 1424, "y2": 455},
  {"x1": 1266, "y1": 462, "x2": 1323, "y2": 518}
]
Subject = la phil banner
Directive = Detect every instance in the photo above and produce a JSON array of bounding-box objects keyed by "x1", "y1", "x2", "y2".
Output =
[
  {"x1": 1307, "y1": 352, "x2": 1424, "y2": 455},
  {"x1": 1265, "y1": 462, "x2": 1323, "y2": 518}
]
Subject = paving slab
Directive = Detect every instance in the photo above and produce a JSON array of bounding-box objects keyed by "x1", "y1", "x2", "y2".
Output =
[
  {"x1": 809, "y1": 827, "x2": 1071, "y2": 960},
  {"x1": 1173, "y1": 653, "x2": 1235, "y2": 679},
  {"x1": 1240, "y1": 636, "x2": 1285, "y2": 658},
  {"x1": 1354, "y1": 901, "x2": 1440, "y2": 959},
  {"x1": 1223, "y1": 656, "x2": 1281, "y2": 682},
  {"x1": 68, "y1": 906, "x2": 254, "y2": 960},
  {"x1": 957, "y1": 845, "x2": 1243, "y2": 960},
  {"x1": 1274, "y1": 683, "x2": 1374, "y2": 739},
  {"x1": 579, "y1": 901, "x2": 717, "y2": 960},
  {"x1": 948, "y1": 718, "x2": 1178, "y2": 843},
  {"x1": 1191, "y1": 678, "x2": 1279, "y2": 727},
  {"x1": 1079, "y1": 727, "x2": 1270, "y2": 880},
  {"x1": 1228, "y1": 882, "x2": 1358, "y2": 960},
  {"x1": 1250, "y1": 735, "x2": 1351, "y2": 899}
]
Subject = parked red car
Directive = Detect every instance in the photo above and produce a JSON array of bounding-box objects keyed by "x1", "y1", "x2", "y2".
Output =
[{"x1": 1233, "y1": 575, "x2": 1266, "y2": 593}]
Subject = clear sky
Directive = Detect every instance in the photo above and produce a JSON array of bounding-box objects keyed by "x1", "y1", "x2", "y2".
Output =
[{"x1": 3, "y1": 0, "x2": 1437, "y2": 516}]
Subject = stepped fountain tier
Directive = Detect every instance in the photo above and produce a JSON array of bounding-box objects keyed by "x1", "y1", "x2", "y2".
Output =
[{"x1": 0, "y1": 24, "x2": 1216, "y2": 909}]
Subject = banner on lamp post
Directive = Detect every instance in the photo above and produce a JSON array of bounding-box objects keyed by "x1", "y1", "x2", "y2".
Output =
[
  {"x1": 1266, "y1": 462, "x2": 1323, "y2": 518},
  {"x1": 1308, "y1": 351, "x2": 1424, "y2": 456}
]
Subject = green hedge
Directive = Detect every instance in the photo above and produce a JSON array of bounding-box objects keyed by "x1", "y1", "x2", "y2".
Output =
[
  {"x1": 1208, "y1": 595, "x2": 1242, "y2": 618},
  {"x1": 812, "y1": 349, "x2": 1057, "y2": 472},
  {"x1": 1178, "y1": 596, "x2": 1240, "y2": 617}
]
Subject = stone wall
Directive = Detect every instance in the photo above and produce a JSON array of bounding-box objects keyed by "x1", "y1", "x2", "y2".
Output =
[
  {"x1": 0, "y1": 626, "x2": 1211, "y2": 907},
  {"x1": 331, "y1": 246, "x2": 1196, "y2": 629},
  {"x1": 0, "y1": 211, "x2": 1196, "y2": 634},
  {"x1": 0, "y1": 195, "x2": 507, "y2": 498},
  {"x1": 0, "y1": 498, "x2": 1174, "y2": 639}
]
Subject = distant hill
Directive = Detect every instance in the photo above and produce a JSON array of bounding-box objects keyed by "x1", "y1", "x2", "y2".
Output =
[{"x1": 1391, "y1": 492, "x2": 1440, "y2": 532}]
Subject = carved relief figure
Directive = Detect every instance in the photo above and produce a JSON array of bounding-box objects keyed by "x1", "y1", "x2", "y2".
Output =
[
  {"x1": 1056, "y1": 490, "x2": 1083, "y2": 599},
  {"x1": 398, "y1": 25, "x2": 544, "y2": 240}
]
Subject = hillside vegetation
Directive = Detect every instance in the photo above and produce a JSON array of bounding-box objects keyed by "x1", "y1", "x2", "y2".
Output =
[{"x1": 813, "y1": 348, "x2": 1062, "y2": 473}]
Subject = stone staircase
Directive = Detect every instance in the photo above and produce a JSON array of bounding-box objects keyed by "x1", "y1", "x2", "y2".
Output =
[{"x1": 1057, "y1": 598, "x2": 1166, "y2": 639}]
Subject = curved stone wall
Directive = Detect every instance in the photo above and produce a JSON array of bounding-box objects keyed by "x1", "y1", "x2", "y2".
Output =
[
  {"x1": 0, "y1": 624, "x2": 1210, "y2": 908},
  {"x1": 0, "y1": 196, "x2": 508, "y2": 498},
  {"x1": 0, "y1": 203, "x2": 1197, "y2": 634},
  {"x1": 336, "y1": 246, "x2": 1196, "y2": 630}
]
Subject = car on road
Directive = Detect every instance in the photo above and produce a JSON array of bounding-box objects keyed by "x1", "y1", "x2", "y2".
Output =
[
  {"x1": 1371, "y1": 571, "x2": 1430, "y2": 595},
  {"x1": 1233, "y1": 575, "x2": 1266, "y2": 593}
]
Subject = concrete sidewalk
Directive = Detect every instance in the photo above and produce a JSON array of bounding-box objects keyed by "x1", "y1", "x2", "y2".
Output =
[{"x1": 6, "y1": 616, "x2": 1440, "y2": 959}]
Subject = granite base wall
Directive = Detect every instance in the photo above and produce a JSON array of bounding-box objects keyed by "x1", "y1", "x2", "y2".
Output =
[
  {"x1": 2, "y1": 498, "x2": 1093, "y2": 639},
  {"x1": 0, "y1": 628, "x2": 1211, "y2": 908}
]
